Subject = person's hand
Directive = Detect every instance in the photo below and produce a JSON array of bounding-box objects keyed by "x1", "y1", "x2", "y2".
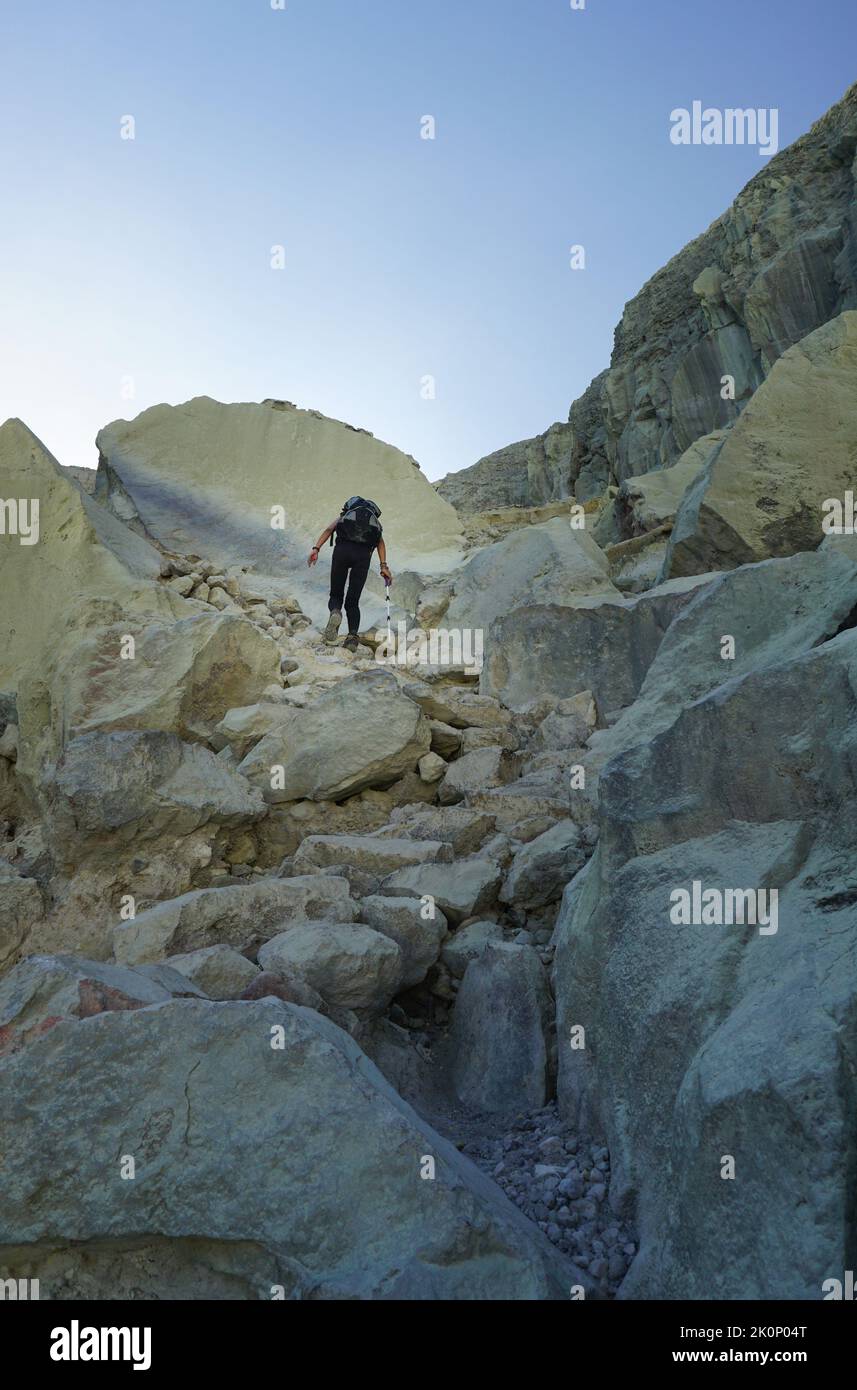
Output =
[
  {"x1": 380, "y1": 564, "x2": 393, "y2": 586},
  {"x1": 308, "y1": 546, "x2": 319, "y2": 568}
]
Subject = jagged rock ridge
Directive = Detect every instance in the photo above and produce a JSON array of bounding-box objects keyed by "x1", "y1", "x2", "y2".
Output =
[{"x1": 438, "y1": 81, "x2": 857, "y2": 512}]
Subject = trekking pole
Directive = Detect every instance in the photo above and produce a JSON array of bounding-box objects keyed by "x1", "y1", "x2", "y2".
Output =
[{"x1": 385, "y1": 582, "x2": 391, "y2": 640}]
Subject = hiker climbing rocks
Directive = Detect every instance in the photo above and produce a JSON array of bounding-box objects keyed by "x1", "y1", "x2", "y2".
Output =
[{"x1": 308, "y1": 496, "x2": 393, "y2": 651}]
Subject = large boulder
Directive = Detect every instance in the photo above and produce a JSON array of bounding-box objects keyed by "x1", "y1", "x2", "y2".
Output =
[
  {"x1": 45, "y1": 730, "x2": 265, "y2": 857},
  {"x1": 615, "y1": 430, "x2": 727, "y2": 536},
  {"x1": 238, "y1": 671, "x2": 431, "y2": 802},
  {"x1": 162, "y1": 946, "x2": 260, "y2": 1000},
  {"x1": 113, "y1": 876, "x2": 355, "y2": 965},
  {"x1": 0, "y1": 954, "x2": 203, "y2": 1056},
  {"x1": 95, "y1": 397, "x2": 465, "y2": 627},
  {"x1": 379, "y1": 860, "x2": 503, "y2": 927},
  {"x1": 258, "y1": 922, "x2": 402, "y2": 1013},
  {"x1": 55, "y1": 614, "x2": 282, "y2": 747},
  {"x1": 438, "y1": 747, "x2": 519, "y2": 805},
  {"x1": 663, "y1": 312, "x2": 857, "y2": 576},
  {"x1": 450, "y1": 943, "x2": 553, "y2": 1115},
  {"x1": 499, "y1": 821, "x2": 586, "y2": 910},
  {"x1": 597, "y1": 546, "x2": 857, "y2": 764},
  {"x1": 554, "y1": 618, "x2": 857, "y2": 1299},
  {"x1": 480, "y1": 575, "x2": 712, "y2": 713},
  {"x1": 437, "y1": 519, "x2": 618, "y2": 631},
  {"x1": 358, "y1": 895, "x2": 449, "y2": 989},
  {"x1": 386, "y1": 805, "x2": 497, "y2": 856},
  {"x1": 0, "y1": 998, "x2": 586, "y2": 1298},
  {"x1": 0, "y1": 420, "x2": 173, "y2": 691}
]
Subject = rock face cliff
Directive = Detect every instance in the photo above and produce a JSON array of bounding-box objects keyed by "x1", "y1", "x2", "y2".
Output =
[
  {"x1": 438, "y1": 81, "x2": 857, "y2": 511},
  {"x1": 435, "y1": 421, "x2": 580, "y2": 513},
  {"x1": 1, "y1": 84, "x2": 856, "y2": 1304}
]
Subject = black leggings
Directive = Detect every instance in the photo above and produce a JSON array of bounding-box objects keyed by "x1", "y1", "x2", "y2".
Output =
[{"x1": 329, "y1": 539, "x2": 374, "y2": 633}]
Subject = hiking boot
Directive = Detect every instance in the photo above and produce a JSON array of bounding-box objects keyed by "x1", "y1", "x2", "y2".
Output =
[
  {"x1": 343, "y1": 633, "x2": 359, "y2": 652},
  {"x1": 322, "y1": 610, "x2": 342, "y2": 644}
]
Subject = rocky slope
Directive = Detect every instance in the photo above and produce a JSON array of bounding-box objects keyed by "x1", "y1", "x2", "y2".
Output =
[
  {"x1": 1, "y1": 412, "x2": 612, "y2": 1298},
  {"x1": 2, "y1": 86, "x2": 856, "y2": 1304}
]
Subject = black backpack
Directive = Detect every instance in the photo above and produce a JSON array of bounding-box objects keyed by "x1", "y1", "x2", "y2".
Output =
[{"x1": 335, "y1": 496, "x2": 383, "y2": 547}]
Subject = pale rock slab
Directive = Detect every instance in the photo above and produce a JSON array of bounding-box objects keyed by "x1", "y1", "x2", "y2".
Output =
[
  {"x1": 0, "y1": 953, "x2": 203, "y2": 1055},
  {"x1": 95, "y1": 396, "x2": 465, "y2": 629},
  {"x1": 294, "y1": 834, "x2": 452, "y2": 878},
  {"x1": 386, "y1": 805, "x2": 497, "y2": 856},
  {"x1": 0, "y1": 420, "x2": 171, "y2": 690},
  {"x1": 480, "y1": 574, "x2": 713, "y2": 713},
  {"x1": 163, "y1": 945, "x2": 260, "y2": 1000},
  {"x1": 358, "y1": 894, "x2": 449, "y2": 989},
  {"x1": 238, "y1": 671, "x2": 431, "y2": 803},
  {"x1": 113, "y1": 876, "x2": 355, "y2": 964},
  {"x1": 46, "y1": 730, "x2": 265, "y2": 856},
  {"x1": 664, "y1": 313, "x2": 857, "y2": 576},
  {"x1": 500, "y1": 821, "x2": 586, "y2": 910},
  {"x1": 0, "y1": 999, "x2": 583, "y2": 1298},
  {"x1": 257, "y1": 922, "x2": 402, "y2": 1013},
  {"x1": 438, "y1": 747, "x2": 519, "y2": 805},
  {"x1": 378, "y1": 860, "x2": 502, "y2": 926},
  {"x1": 438, "y1": 518, "x2": 619, "y2": 632}
]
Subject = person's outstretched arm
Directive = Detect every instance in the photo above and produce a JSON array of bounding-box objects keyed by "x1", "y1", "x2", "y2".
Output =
[
  {"x1": 308, "y1": 519, "x2": 339, "y2": 566},
  {"x1": 377, "y1": 537, "x2": 392, "y2": 585}
]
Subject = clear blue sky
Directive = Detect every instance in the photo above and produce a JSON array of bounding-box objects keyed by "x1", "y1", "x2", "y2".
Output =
[{"x1": 1, "y1": 0, "x2": 854, "y2": 480}]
